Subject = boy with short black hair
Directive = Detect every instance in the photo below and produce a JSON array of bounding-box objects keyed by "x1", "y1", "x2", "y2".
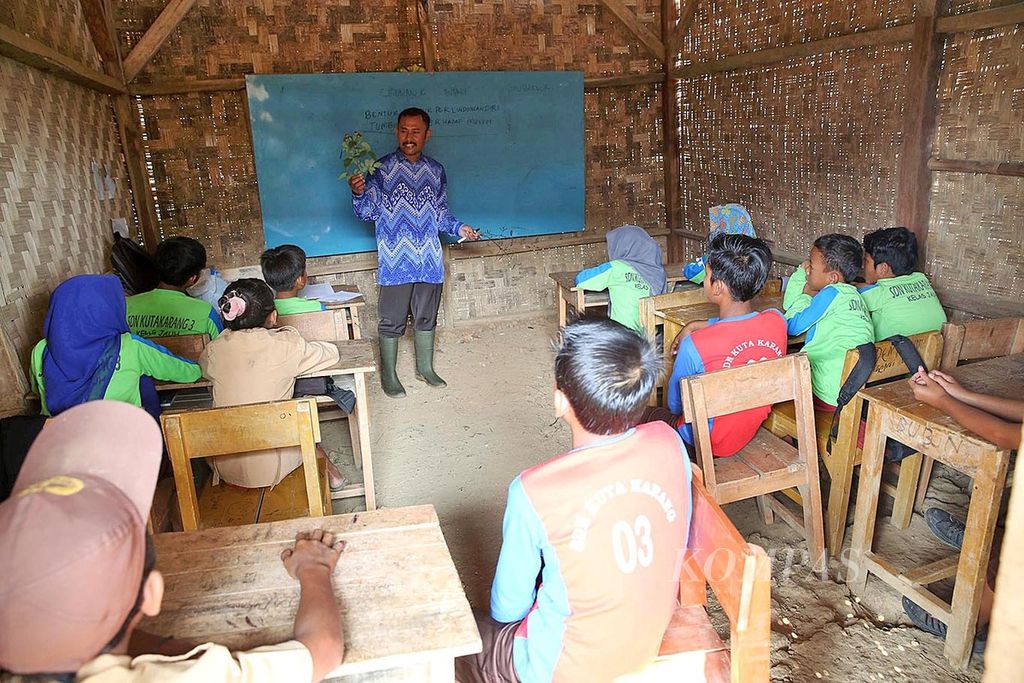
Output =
[
  {"x1": 0, "y1": 401, "x2": 345, "y2": 681},
  {"x1": 860, "y1": 226, "x2": 946, "y2": 341},
  {"x1": 456, "y1": 318, "x2": 692, "y2": 683},
  {"x1": 126, "y1": 236, "x2": 223, "y2": 339},
  {"x1": 783, "y1": 233, "x2": 875, "y2": 408},
  {"x1": 663, "y1": 233, "x2": 788, "y2": 456},
  {"x1": 261, "y1": 244, "x2": 326, "y2": 315}
]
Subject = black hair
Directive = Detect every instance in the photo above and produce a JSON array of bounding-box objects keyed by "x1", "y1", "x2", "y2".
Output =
[
  {"x1": 218, "y1": 278, "x2": 276, "y2": 331},
  {"x1": 863, "y1": 226, "x2": 918, "y2": 276},
  {"x1": 397, "y1": 107, "x2": 430, "y2": 129},
  {"x1": 554, "y1": 318, "x2": 662, "y2": 435},
  {"x1": 705, "y1": 233, "x2": 773, "y2": 302},
  {"x1": 155, "y1": 236, "x2": 207, "y2": 287},
  {"x1": 260, "y1": 244, "x2": 307, "y2": 292},
  {"x1": 812, "y1": 234, "x2": 863, "y2": 284}
]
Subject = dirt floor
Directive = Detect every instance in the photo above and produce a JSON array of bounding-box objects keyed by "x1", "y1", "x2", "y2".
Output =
[{"x1": 323, "y1": 312, "x2": 989, "y2": 682}]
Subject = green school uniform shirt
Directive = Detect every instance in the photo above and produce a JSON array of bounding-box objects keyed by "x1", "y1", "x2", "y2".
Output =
[
  {"x1": 126, "y1": 288, "x2": 223, "y2": 339},
  {"x1": 574, "y1": 260, "x2": 652, "y2": 333},
  {"x1": 783, "y1": 267, "x2": 875, "y2": 406},
  {"x1": 859, "y1": 272, "x2": 946, "y2": 342},
  {"x1": 30, "y1": 333, "x2": 202, "y2": 416},
  {"x1": 274, "y1": 297, "x2": 325, "y2": 315}
]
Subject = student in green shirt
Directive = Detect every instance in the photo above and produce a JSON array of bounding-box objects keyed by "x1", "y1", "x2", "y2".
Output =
[
  {"x1": 783, "y1": 234, "x2": 875, "y2": 408},
  {"x1": 574, "y1": 225, "x2": 666, "y2": 333},
  {"x1": 860, "y1": 227, "x2": 946, "y2": 341},
  {"x1": 261, "y1": 244, "x2": 326, "y2": 315},
  {"x1": 126, "y1": 236, "x2": 223, "y2": 339},
  {"x1": 30, "y1": 275, "x2": 201, "y2": 417}
]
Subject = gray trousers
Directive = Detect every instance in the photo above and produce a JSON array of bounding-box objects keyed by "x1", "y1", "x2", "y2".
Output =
[{"x1": 377, "y1": 282, "x2": 442, "y2": 337}]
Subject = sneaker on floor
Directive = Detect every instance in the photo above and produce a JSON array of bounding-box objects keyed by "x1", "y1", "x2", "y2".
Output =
[
  {"x1": 902, "y1": 597, "x2": 987, "y2": 655},
  {"x1": 925, "y1": 508, "x2": 965, "y2": 550}
]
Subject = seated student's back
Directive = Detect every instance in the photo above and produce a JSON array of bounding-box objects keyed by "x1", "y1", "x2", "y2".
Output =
[
  {"x1": 460, "y1": 318, "x2": 691, "y2": 683},
  {"x1": 574, "y1": 225, "x2": 666, "y2": 332},
  {"x1": 30, "y1": 275, "x2": 201, "y2": 417},
  {"x1": 126, "y1": 236, "x2": 223, "y2": 339},
  {"x1": 199, "y1": 279, "x2": 339, "y2": 488},
  {"x1": 667, "y1": 233, "x2": 787, "y2": 456},
  {"x1": 261, "y1": 244, "x2": 325, "y2": 315},
  {"x1": 860, "y1": 227, "x2": 946, "y2": 341},
  {"x1": 783, "y1": 234, "x2": 875, "y2": 407}
]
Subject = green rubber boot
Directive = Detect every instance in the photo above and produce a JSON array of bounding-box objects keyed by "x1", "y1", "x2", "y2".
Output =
[
  {"x1": 378, "y1": 335, "x2": 406, "y2": 398},
  {"x1": 414, "y1": 330, "x2": 447, "y2": 388}
]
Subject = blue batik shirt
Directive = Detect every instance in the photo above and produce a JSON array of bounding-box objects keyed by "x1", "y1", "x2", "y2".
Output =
[{"x1": 352, "y1": 151, "x2": 465, "y2": 286}]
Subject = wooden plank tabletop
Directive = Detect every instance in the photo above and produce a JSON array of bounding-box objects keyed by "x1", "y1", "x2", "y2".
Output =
[
  {"x1": 155, "y1": 339, "x2": 376, "y2": 391},
  {"x1": 858, "y1": 354, "x2": 1024, "y2": 465},
  {"x1": 140, "y1": 505, "x2": 481, "y2": 677},
  {"x1": 550, "y1": 262, "x2": 690, "y2": 292},
  {"x1": 658, "y1": 293, "x2": 783, "y2": 327}
]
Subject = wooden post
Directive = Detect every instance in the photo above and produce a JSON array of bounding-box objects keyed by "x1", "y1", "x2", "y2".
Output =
[
  {"x1": 894, "y1": 0, "x2": 944, "y2": 264},
  {"x1": 415, "y1": 0, "x2": 438, "y2": 72},
  {"x1": 113, "y1": 95, "x2": 162, "y2": 252},
  {"x1": 662, "y1": 0, "x2": 683, "y2": 261}
]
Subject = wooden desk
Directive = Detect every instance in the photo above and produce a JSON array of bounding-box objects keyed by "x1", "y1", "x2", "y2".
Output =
[
  {"x1": 656, "y1": 293, "x2": 784, "y2": 376},
  {"x1": 157, "y1": 340, "x2": 379, "y2": 510},
  {"x1": 321, "y1": 284, "x2": 366, "y2": 339},
  {"x1": 848, "y1": 354, "x2": 1024, "y2": 668},
  {"x1": 550, "y1": 263, "x2": 690, "y2": 327},
  {"x1": 140, "y1": 505, "x2": 481, "y2": 681}
]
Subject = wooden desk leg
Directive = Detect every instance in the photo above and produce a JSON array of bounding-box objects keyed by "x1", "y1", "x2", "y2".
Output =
[
  {"x1": 347, "y1": 305, "x2": 362, "y2": 339},
  {"x1": 353, "y1": 371, "x2": 376, "y2": 510},
  {"x1": 848, "y1": 405, "x2": 887, "y2": 592},
  {"x1": 945, "y1": 450, "x2": 1010, "y2": 668},
  {"x1": 573, "y1": 289, "x2": 585, "y2": 321},
  {"x1": 661, "y1": 320, "x2": 681, "y2": 404},
  {"x1": 556, "y1": 284, "x2": 567, "y2": 328},
  {"x1": 425, "y1": 657, "x2": 455, "y2": 683},
  {"x1": 347, "y1": 408, "x2": 362, "y2": 472},
  {"x1": 826, "y1": 400, "x2": 861, "y2": 557},
  {"x1": 891, "y1": 452, "x2": 923, "y2": 530}
]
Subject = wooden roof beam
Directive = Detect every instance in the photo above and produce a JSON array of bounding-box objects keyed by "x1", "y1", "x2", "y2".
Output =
[
  {"x1": 122, "y1": 0, "x2": 196, "y2": 82},
  {"x1": 78, "y1": 0, "x2": 122, "y2": 74},
  {"x1": 597, "y1": 0, "x2": 666, "y2": 62},
  {"x1": 0, "y1": 23, "x2": 124, "y2": 93},
  {"x1": 666, "y1": 0, "x2": 698, "y2": 61},
  {"x1": 937, "y1": 2, "x2": 1024, "y2": 33}
]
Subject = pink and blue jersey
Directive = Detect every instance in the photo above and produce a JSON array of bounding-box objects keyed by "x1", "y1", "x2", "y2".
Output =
[
  {"x1": 667, "y1": 309, "x2": 787, "y2": 456},
  {"x1": 490, "y1": 422, "x2": 692, "y2": 682}
]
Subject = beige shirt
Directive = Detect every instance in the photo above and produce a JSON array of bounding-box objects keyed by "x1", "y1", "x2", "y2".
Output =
[
  {"x1": 199, "y1": 327, "x2": 340, "y2": 488},
  {"x1": 76, "y1": 641, "x2": 313, "y2": 682}
]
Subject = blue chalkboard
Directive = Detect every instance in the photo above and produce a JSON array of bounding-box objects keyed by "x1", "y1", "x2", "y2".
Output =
[{"x1": 246, "y1": 72, "x2": 585, "y2": 256}]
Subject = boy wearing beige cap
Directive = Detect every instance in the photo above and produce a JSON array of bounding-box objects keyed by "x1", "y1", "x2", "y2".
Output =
[{"x1": 0, "y1": 401, "x2": 345, "y2": 682}]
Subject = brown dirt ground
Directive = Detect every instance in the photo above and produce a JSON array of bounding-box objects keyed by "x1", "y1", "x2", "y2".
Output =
[{"x1": 322, "y1": 312, "x2": 989, "y2": 682}]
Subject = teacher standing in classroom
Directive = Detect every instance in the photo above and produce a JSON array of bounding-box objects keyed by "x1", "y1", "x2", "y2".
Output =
[{"x1": 349, "y1": 107, "x2": 480, "y2": 399}]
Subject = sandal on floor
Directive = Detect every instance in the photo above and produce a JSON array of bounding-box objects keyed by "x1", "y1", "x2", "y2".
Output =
[
  {"x1": 902, "y1": 597, "x2": 987, "y2": 655},
  {"x1": 329, "y1": 476, "x2": 349, "y2": 493}
]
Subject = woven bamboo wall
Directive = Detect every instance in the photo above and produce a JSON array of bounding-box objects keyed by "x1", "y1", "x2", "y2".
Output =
[
  {"x1": 113, "y1": 0, "x2": 666, "y2": 283},
  {"x1": 0, "y1": 2, "x2": 134, "y2": 385},
  {"x1": 927, "y1": 23, "x2": 1024, "y2": 303}
]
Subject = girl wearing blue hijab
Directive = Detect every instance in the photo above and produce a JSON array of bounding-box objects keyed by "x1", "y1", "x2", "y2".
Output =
[{"x1": 30, "y1": 274, "x2": 202, "y2": 416}]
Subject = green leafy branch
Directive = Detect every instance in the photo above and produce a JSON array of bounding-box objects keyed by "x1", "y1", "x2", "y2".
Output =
[{"x1": 338, "y1": 132, "x2": 382, "y2": 180}]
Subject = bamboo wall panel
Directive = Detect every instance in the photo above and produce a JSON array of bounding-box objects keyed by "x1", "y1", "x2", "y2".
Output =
[
  {"x1": 677, "y1": 0, "x2": 916, "y2": 63},
  {"x1": 944, "y1": 0, "x2": 1020, "y2": 15},
  {"x1": 2, "y1": 0, "x2": 105, "y2": 70},
  {"x1": 927, "y1": 24, "x2": 1024, "y2": 304},
  {"x1": 677, "y1": 44, "x2": 911, "y2": 263},
  {"x1": 0, "y1": 57, "x2": 134, "y2": 370}
]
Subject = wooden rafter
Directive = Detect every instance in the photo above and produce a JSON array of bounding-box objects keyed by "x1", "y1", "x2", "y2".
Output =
[
  {"x1": 894, "y1": 0, "x2": 943, "y2": 262},
  {"x1": 928, "y1": 158, "x2": 1024, "y2": 177},
  {"x1": 666, "y1": 0, "x2": 698, "y2": 61},
  {"x1": 936, "y1": 1, "x2": 1024, "y2": 33},
  {"x1": 0, "y1": 23, "x2": 124, "y2": 93},
  {"x1": 415, "y1": 0, "x2": 438, "y2": 72},
  {"x1": 122, "y1": 0, "x2": 197, "y2": 82},
  {"x1": 597, "y1": 0, "x2": 666, "y2": 62},
  {"x1": 78, "y1": 0, "x2": 121, "y2": 70}
]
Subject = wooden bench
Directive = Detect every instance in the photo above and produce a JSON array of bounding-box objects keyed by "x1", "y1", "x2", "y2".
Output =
[
  {"x1": 764, "y1": 331, "x2": 944, "y2": 555},
  {"x1": 940, "y1": 317, "x2": 1024, "y2": 370},
  {"x1": 278, "y1": 308, "x2": 352, "y2": 341},
  {"x1": 550, "y1": 262, "x2": 689, "y2": 328},
  {"x1": 160, "y1": 397, "x2": 329, "y2": 531},
  {"x1": 682, "y1": 353, "x2": 826, "y2": 570},
  {"x1": 620, "y1": 474, "x2": 771, "y2": 682},
  {"x1": 149, "y1": 333, "x2": 210, "y2": 362}
]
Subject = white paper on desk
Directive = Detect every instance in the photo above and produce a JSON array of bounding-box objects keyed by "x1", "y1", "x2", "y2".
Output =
[{"x1": 298, "y1": 283, "x2": 361, "y2": 304}]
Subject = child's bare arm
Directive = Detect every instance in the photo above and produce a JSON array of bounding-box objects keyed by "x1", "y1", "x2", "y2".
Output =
[
  {"x1": 282, "y1": 530, "x2": 346, "y2": 682},
  {"x1": 929, "y1": 370, "x2": 1024, "y2": 422},
  {"x1": 909, "y1": 376, "x2": 1021, "y2": 450}
]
